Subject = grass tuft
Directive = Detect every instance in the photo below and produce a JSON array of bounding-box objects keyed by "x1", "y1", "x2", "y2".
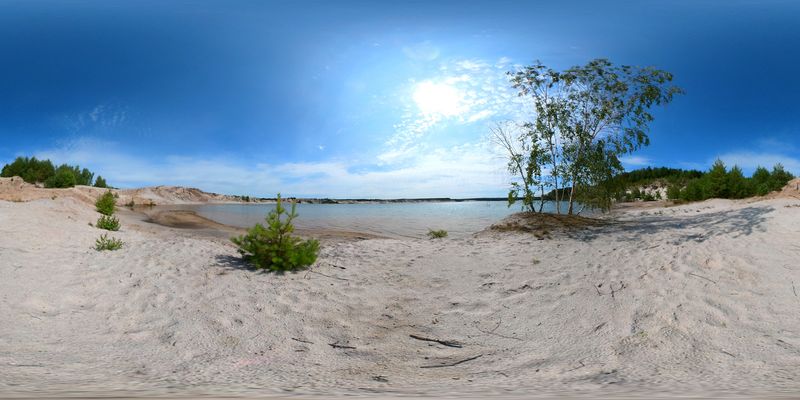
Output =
[
  {"x1": 95, "y1": 234, "x2": 123, "y2": 251},
  {"x1": 427, "y1": 229, "x2": 448, "y2": 239}
]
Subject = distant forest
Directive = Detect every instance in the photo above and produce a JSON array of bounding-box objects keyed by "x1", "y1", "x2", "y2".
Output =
[
  {"x1": 613, "y1": 161, "x2": 794, "y2": 202},
  {"x1": 1, "y1": 156, "x2": 108, "y2": 188}
]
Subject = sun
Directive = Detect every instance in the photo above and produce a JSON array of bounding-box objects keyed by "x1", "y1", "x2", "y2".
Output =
[{"x1": 412, "y1": 81, "x2": 465, "y2": 117}]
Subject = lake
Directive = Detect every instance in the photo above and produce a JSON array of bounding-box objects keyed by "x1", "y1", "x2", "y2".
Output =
[{"x1": 181, "y1": 201, "x2": 571, "y2": 239}]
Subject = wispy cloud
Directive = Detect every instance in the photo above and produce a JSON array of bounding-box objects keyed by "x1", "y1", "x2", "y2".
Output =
[
  {"x1": 402, "y1": 41, "x2": 440, "y2": 62},
  {"x1": 33, "y1": 137, "x2": 509, "y2": 198},
  {"x1": 619, "y1": 155, "x2": 651, "y2": 167},
  {"x1": 65, "y1": 104, "x2": 129, "y2": 134},
  {"x1": 380, "y1": 56, "x2": 530, "y2": 166},
  {"x1": 714, "y1": 151, "x2": 800, "y2": 174}
]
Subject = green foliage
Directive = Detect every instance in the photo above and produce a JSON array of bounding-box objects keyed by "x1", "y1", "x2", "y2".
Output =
[
  {"x1": 703, "y1": 159, "x2": 728, "y2": 199},
  {"x1": 44, "y1": 165, "x2": 93, "y2": 188},
  {"x1": 45, "y1": 167, "x2": 77, "y2": 188},
  {"x1": 504, "y1": 58, "x2": 682, "y2": 213},
  {"x1": 230, "y1": 194, "x2": 320, "y2": 271},
  {"x1": 427, "y1": 229, "x2": 448, "y2": 239},
  {"x1": 666, "y1": 184, "x2": 682, "y2": 200},
  {"x1": 770, "y1": 164, "x2": 794, "y2": 192},
  {"x1": 94, "y1": 176, "x2": 108, "y2": 188},
  {"x1": 681, "y1": 179, "x2": 705, "y2": 202},
  {"x1": 95, "y1": 234, "x2": 123, "y2": 251},
  {"x1": 751, "y1": 166, "x2": 772, "y2": 196},
  {"x1": 1, "y1": 156, "x2": 104, "y2": 188},
  {"x1": 96, "y1": 215, "x2": 120, "y2": 231},
  {"x1": 619, "y1": 162, "x2": 795, "y2": 203},
  {"x1": 1, "y1": 156, "x2": 55, "y2": 183},
  {"x1": 615, "y1": 167, "x2": 704, "y2": 185},
  {"x1": 726, "y1": 165, "x2": 748, "y2": 199},
  {"x1": 95, "y1": 191, "x2": 116, "y2": 216}
]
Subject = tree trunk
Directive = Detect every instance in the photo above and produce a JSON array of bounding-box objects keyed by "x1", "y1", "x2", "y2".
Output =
[
  {"x1": 567, "y1": 178, "x2": 577, "y2": 215},
  {"x1": 538, "y1": 184, "x2": 545, "y2": 213}
]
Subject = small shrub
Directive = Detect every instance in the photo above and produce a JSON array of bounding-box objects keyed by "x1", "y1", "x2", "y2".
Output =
[
  {"x1": 95, "y1": 234, "x2": 123, "y2": 251},
  {"x1": 427, "y1": 229, "x2": 448, "y2": 239},
  {"x1": 96, "y1": 215, "x2": 120, "y2": 231},
  {"x1": 95, "y1": 190, "x2": 116, "y2": 215},
  {"x1": 94, "y1": 176, "x2": 108, "y2": 188},
  {"x1": 45, "y1": 168, "x2": 77, "y2": 188},
  {"x1": 230, "y1": 193, "x2": 319, "y2": 271}
]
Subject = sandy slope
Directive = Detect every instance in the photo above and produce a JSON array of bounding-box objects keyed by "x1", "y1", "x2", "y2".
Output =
[
  {"x1": 1, "y1": 192, "x2": 800, "y2": 398},
  {"x1": 0, "y1": 176, "x2": 246, "y2": 206}
]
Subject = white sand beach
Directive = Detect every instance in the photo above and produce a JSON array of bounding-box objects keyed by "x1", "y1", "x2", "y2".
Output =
[{"x1": 1, "y1": 178, "x2": 800, "y2": 398}]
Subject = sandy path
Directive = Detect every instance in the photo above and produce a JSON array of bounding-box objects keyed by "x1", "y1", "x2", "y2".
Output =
[{"x1": 1, "y1": 196, "x2": 800, "y2": 398}]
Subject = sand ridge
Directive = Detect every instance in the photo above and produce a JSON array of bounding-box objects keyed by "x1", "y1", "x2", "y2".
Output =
[{"x1": 1, "y1": 189, "x2": 800, "y2": 397}]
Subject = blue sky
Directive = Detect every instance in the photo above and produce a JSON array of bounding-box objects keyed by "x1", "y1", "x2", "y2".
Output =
[{"x1": 1, "y1": 0, "x2": 799, "y2": 197}]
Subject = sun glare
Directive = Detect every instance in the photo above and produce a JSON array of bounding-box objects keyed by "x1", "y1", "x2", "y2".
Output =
[{"x1": 412, "y1": 81, "x2": 464, "y2": 117}]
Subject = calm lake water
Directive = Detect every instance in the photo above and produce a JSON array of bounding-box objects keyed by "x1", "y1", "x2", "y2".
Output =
[{"x1": 183, "y1": 201, "x2": 571, "y2": 239}]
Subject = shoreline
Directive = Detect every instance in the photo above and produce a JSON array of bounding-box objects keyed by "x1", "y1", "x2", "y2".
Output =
[{"x1": 136, "y1": 206, "x2": 388, "y2": 242}]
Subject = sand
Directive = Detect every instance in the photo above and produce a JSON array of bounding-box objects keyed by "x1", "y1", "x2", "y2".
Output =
[{"x1": 1, "y1": 179, "x2": 800, "y2": 398}]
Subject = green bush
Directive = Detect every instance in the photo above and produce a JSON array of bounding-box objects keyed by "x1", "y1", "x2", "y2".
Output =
[
  {"x1": 230, "y1": 194, "x2": 319, "y2": 271},
  {"x1": 1, "y1": 156, "x2": 102, "y2": 187},
  {"x1": 45, "y1": 168, "x2": 77, "y2": 188},
  {"x1": 96, "y1": 215, "x2": 120, "y2": 231},
  {"x1": 94, "y1": 176, "x2": 108, "y2": 188},
  {"x1": 95, "y1": 234, "x2": 123, "y2": 251},
  {"x1": 770, "y1": 164, "x2": 794, "y2": 192},
  {"x1": 666, "y1": 185, "x2": 681, "y2": 200},
  {"x1": 427, "y1": 229, "x2": 448, "y2": 239},
  {"x1": 95, "y1": 191, "x2": 116, "y2": 216}
]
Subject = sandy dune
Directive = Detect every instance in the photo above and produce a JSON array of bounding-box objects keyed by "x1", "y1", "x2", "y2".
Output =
[
  {"x1": 1, "y1": 184, "x2": 800, "y2": 398},
  {"x1": 0, "y1": 176, "x2": 246, "y2": 206}
]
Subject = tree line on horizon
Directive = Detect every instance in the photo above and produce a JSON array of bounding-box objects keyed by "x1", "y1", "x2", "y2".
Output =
[
  {"x1": 613, "y1": 161, "x2": 794, "y2": 202},
  {"x1": 1, "y1": 156, "x2": 109, "y2": 188}
]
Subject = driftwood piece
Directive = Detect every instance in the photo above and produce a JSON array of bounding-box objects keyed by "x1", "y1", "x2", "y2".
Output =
[
  {"x1": 328, "y1": 342, "x2": 356, "y2": 349},
  {"x1": 688, "y1": 272, "x2": 717, "y2": 285},
  {"x1": 306, "y1": 270, "x2": 349, "y2": 281},
  {"x1": 409, "y1": 334, "x2": 463, "y2": 348},
  {"x1": 420, "y1": 354, "x2": 483, "y2": 369}
]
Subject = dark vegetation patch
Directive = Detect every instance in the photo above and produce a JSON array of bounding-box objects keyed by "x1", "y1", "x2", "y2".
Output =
[
  {"x1": 489, "y1": 212, "x2": 609, "y2": 239},
  {"x1": 1, "y1": 156, "x2": 108, "y2": 188}
]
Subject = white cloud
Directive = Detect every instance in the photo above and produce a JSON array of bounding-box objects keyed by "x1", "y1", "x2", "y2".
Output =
[
  {"x1": 383, "y1": 56, "x2": 531, "y2": 164},
  {"x1": 619, "y1": 155, "x2": 651, "y2": 166},
  {"x1": 402, "y1": 41, "x2": 440, "y2": 62},
  {"x1": 67, "y1": 104, "x2": 128, "y2": 133},
  {"x1": 467, "y1": 109, "x2": 495, "y2": 123},
  {"x1": 33, "y1": 137, "x2": 509, "y2": 198},
  {"x1": 715, "y1": 151, "x2": 800, "y2": 174},
  {"x1": 454, "y1": 59, "x2": 488, "y2": 71}
]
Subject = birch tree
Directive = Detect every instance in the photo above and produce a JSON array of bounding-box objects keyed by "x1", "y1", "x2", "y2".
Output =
[{"x1": 505, "y1": 59, "x2": 682, "y2": 214}]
